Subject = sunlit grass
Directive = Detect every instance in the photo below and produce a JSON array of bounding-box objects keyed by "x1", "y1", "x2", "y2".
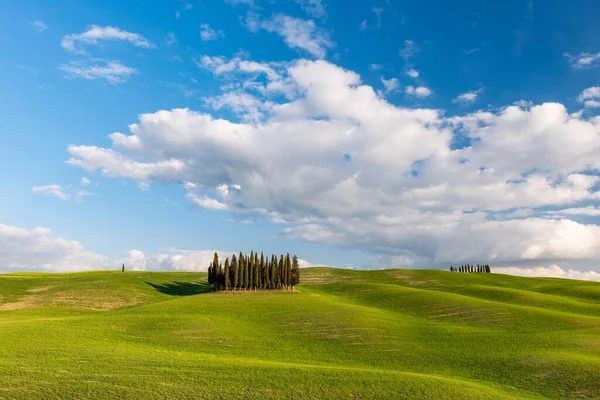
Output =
[{"x1": 0, "y1": 268, "x2": 598, "y2": 399}]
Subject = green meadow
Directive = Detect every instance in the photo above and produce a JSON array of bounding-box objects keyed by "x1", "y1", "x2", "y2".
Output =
[{"x1": 0, "y1": 268, "x2": 598, "y2": 399}]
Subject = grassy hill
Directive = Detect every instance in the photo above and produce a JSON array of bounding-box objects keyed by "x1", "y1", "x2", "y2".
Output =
[{"x1": 0, "y1": 268, "x2": 598, "y2": 399}]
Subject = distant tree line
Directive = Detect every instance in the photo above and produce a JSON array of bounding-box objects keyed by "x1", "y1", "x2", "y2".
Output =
[
  {"x1": 450, "y1": 264, "x2": 491, "y2": 273},
  {"x1": 207, "y1": 251, "x2": 300, "y2": 291}
]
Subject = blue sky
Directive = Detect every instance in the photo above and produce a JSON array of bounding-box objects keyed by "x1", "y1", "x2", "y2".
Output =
[{"x1": 1, "y1": 0, "x2": 600, "y2": 279}]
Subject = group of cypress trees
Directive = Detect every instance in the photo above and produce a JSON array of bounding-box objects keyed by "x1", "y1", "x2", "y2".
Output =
[
  {"x1": 207, "y1": 251, "x2": 300, "y2": 291},
  {"x1": 450, "y1": 264, "x2": 491, "y2": 273}
]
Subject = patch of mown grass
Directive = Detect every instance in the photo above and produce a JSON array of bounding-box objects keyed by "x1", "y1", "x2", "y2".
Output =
[{"x1": 0, "y1": 268, "x2": 598, "y2": 399}]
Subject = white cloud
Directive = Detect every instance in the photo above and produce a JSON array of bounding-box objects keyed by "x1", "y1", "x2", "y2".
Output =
[
  {"x1": 381, "y1": 77, "x2": 399, "y2": 93},
  {"x1": 546, "y1": 206, "x2": 600, "y2": 217},
  {"x1": 578, "y1": 87, "x2": 600, "y2": 101},
  {"x1": 584, "y1": 100, "x2": 600, "y2": 108},
  {"x1": 295, "y1": 0, "x2": 327, "y2": 18},
  {"x1": 494, "y1": 265, "x2": 600, "y2": 282},
  {"x1": 406, "y1": 69, "x2": 419, "y2": 78},
  {"x1": 359, "y1": 20, "x2": 368, "y2": 31},
  {"x1": 31, "y1": 20, "x2": 47, "y2": 32},
  {"x1": 165, "y1": 32, "x2": 176, "y2": 46},
  {"x1": 80, "y1": 177, "x2": 91, "y2": 186},
  {"x1": 186, "y1": 193, "x2": 229, "y2": 210},
  {"x1": 578, "y1": 87, "x2": 600, "y2": 108},
  {"x1": 32, "y1": 185, "x2": 71, "y2": 201},
  {"x1": 64, "y1": 59, "x2": 600, "y2": 270},
  {"x1": 200, "y1": 24, "x2": 225, "y2": 41},
  {"x1": 59, "y1": 60, "x2": 137, "y2": 84},
  {"x1": 61, "y1": 25, "x2": 155, "y2": 54},
  {"x1": 406, "y1": 85, "x2": 432, "y2": 97},
  {"x1": 0, "y1": 222, "x2": 310, "y2": 273},
  {"x1": 453, "y1": 89, "x2": 482, "y2": 104},
  {"x1": 564, "y1": 52, "x2": 600, "y2": 70},
  {"x1": 0, "y1": 222, "x2": 109, "y2": 272},
  {"x1": 369, "y1": 63, "x2": 383, "y2": 70},
  {"x1": 372, "y1": 7, "x2": 383, "y2": 29},
  {"x1": 399, "y1": 40, "x2": 420, "y2": 60},
  {"x1": 32, "y1": 184, "x2": 89, "y2": 202},
  {"x1": 251, "y1": 14, "x2": 333, "y2": 58}
]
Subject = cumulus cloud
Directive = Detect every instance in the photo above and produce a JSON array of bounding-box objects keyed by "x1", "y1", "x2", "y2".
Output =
[
  {"x1": 494, "y1": 265, "x2": 600, "y2": 282},
  {"x1": 406, "y1": 69, "x2": 419, "y2": 78},
  {"x1": 399, "y1": 40, "x2": 420, "y2": 60},
  {"x1": 248, "y1": 14, "x2": 333, "y2": 58},
  {"x1": 31, "y1": 20, "x2": 47, "y2": 32},
  {"x1": 380, "y1": 77, "x2": 399, "y2": 93},
  {"x1": 578, "y1": 87, "x2": 600, "y2": 108},
  {"x1": 165, "y1": 32, "x2": 176, "y2": 46},
  {"x1": 59, "y1": 60, "x2": 137, "y2": 84},
  {"x1": 32, "y1": 184, "x2": 89, "y2": 202},
  {"x1": 564, "y1": 52, "x2": 600, "y2": 70},
  {"x1": 64, "y1": 59, "x2": 600, "y2": 270},
  {"x1": 0, "y1": 221, "x2": 314, "y2": 273},
  {"x1": 405, "y1": 85, "x2": 432, "y2": 97},
  {"x1": 80, "y1": 177, "x2": 91, "y2": 186},
  {"x1": 0, "y1": 222, "x2": 109, "y2": 272},
  {"x1": 372, "y1": 7, "x2": 383, "y2": 29},
  {"x1": 61, "y1": 25, "x2": 155, "y2": 54},
  {"x1": 295, "y1": 0, "x2": 326, "y2": 18},
  {"x1": 453, "y1": 89, "x2": 482, "y2": 103},
  {"x1": 124, "y1": 249, "x2": 313, "y2": 272},
  {"x1": 200, "y1": 24, "x2": 225, "y2": 41},
  {"x1": 32, "y1": 185, "x2": 71, "y2": 201}
]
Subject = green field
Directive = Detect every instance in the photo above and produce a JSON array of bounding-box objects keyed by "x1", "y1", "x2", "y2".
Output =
[{"x1": 0, "y1": 268, "x2": 599, "y2": 399}]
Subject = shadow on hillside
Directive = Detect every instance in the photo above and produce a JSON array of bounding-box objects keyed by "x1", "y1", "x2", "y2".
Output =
[{"x1": 146, "y1": 281, "x2": 209, "y2": 296}]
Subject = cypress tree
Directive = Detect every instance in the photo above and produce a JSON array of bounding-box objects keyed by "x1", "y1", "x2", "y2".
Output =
[
  {"x1": 282, "y1": 255, "x2": 288, "y2": 288},
  {"x1": 278, "y1": 255, "x2": 284, "y2": 289},
  {"x1": 260, "y1": 252, "x2": 265, "y2": 289},
  {"x1": 270, "y1": 255, "x2": 277, "y2": 289},
  {"x1": 224, "y1": 258, "x2": 230, "y2": 290},
  {"x1": 240, "y1": 256, "x2": 246, "y2": 290},
  {"x1": 238, "y1": 256, "x2": 243, "y2": 289},
  {"x1": 208, "y1": 262, "x2": 213, "y2": 288},
  {"x1": 254, "y1": 258, "x2": 259, "y2": 290},
  {"x1": 264, "y1": 255, "x2": 270, "y2": 289},
  {"x1": 249, "y1": 252, "x2": 254, "y2": 290},
  {"x1": 292, "y1": 255, "x2": 300, "y2": 286},
  {"x1": 285, "y1": 253, "x2": 291, "y2": 289},
  {"x1": 232, "y1": 255, "x2": 239, "y2": 289},
  {"x1": 122, "y1": 263, "x2": 125, "y2": 272},
  {"x1": 244, "y1": 256, "x2": 250, "y2": 290}
]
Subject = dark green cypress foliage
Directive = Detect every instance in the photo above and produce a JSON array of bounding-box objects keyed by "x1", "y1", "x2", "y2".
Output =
[
  {"x1": 208, "y1": 262, "x2": 213, "y2": 288},
  {"x1": 249, "y1": 253, "x2": 254, "y2": 289},
  {"x1": 238, "y1": 256, "x2": 243, "y2": 289},
  {"x1": 292, "y1": 255, "x2": 300, "y2": 286},
  {"x1": 270, "y1": 255, "x2": 277, "y2": 289},
  {"x1": 260, "y1": 252, "x2": 265, "y2": 289},
  {"x1": 285, "y1": 253, "x2": 292, "y2": 289},
  {"x1": 244, "y1": 256, "x2": 250, "y2": 290},
  {"x1": 254, "y1": 253, "x2": 259, "y2": 290},
  {"x1": 232, "y1": 255, "x2": 239, "y2": 289},
  {"x1": 240, "y1": 256, "x2": 246, "y2": 290},
  {"x1": 278, "y1": 255, "x2": 284, "y2": 289},
  {"x1": 264, "y1": 255, "x2": 270, "y2": 289},
  {"x1": 224, "y1": 258, "x2": 230, "y2": 290},
  {"x1": 122, "y1": 263, "x2": 125, "y2": 272}
]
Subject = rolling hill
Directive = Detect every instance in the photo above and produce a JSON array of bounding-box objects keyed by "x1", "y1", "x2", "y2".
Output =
[{"x1": 0, "y1": 268, "x2": 598, "y2": 399}]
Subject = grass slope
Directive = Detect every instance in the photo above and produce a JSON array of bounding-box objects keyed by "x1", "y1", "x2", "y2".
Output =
[{"x1": 0, "y1": 268, "x2": 599, "y2": 399}]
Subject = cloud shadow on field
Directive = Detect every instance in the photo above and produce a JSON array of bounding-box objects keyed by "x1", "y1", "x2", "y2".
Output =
[{"x1": 146, "y1": 281, "x2": 209, "y2": 296}]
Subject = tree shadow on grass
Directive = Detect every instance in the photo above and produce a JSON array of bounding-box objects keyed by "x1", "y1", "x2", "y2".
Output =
[{"x1": 146, "y1": 281, "x2": 209, "y2": 296}]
